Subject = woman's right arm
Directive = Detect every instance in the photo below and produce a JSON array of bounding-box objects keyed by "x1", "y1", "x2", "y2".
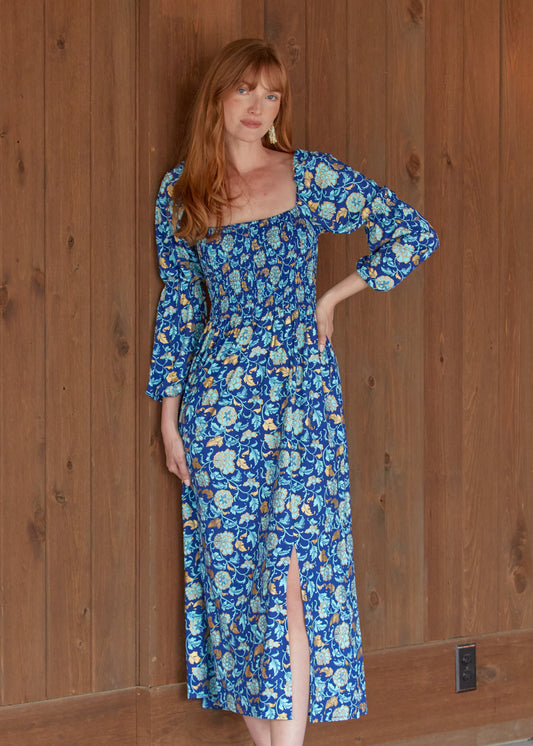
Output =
[
  {"x1": 161, "y1": 395, "x2": 191, "y2": 485},
  {"x1": 146, "y1": 168, "x2": 207, "y2": 485}
]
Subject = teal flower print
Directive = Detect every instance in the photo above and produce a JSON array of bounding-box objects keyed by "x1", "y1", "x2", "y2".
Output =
[
  {"x1": 325, "y1": 394, "x2": 338, "y2": 412},
  {"x1": 247, "y1": 678, "x2": 260, "y2": 694},
  {"x1": 392, "y1": 241, "x2": 415, "y2": 263},
  {"x1": 254, "y1": 248, "x2": 266, "y2": 268},
  {"x1": 333, "y1": 668, "x2": 349, "y2": 688},
  {"x1": 216, "y1": 405, "x2": 237, "y2": 427},
  {"x1": 186, "y1": 581, "x2": 202, "y2": 601},
  {"x1": 319, "y1": 201, "x2": 336, "y2": 220},
  {"x1": 236, "y1": 326, "x2": 253, "y2": 345},
  {"x1": 375, "y1": 275, "x2": 395, "y2": 290},
  {"x1": 267, "y1": 226, "x2": 281, "y2": 249},
  {"x1": 371, "y1": 195, "x2": 390, "y2": 215},
  {"x1": 213, "y1": 531, "x2": 235, "y2": 556},
  {"x1": 334, "y1": 622, "x2": 351, "y2": 649},
  {"x1": 213, "y1": 449, "x2": 236, "y2": 475},
  {"x1": 222, "y1": 652, "x2": 235, "y2": 672},
  {"x1": 316, "y1": 647, "x2": 331, "y2": 665},
  {"x1": 213, "y1": 489, "x2": 233, "y2": 510},
  {"x1": 226, "y1": 367, "x2": 244, "y2": 391},
  {"x1": 202, "y1": 388, "x2": 218, "y2": 405},
  {"x1": 315, "y1": 162, "x2": 339, "y2": 188},
  {"x1": 214, "y1": 571, "x2": 231, "y2": 591},
  {"x1": 229, "y1": 269, "x2": 241, "y2": 293},
  {"x1": 269, "y1": 347, "x2": 287, "y2": 365},
  {"x1": 272, "y1": 487, "x2": 288, "y2": 513},
  {"x1": 346, "y1": 191, "x2": 365, "y2": 213},
  {"x1": 222, "y1": 234, "x2": 234, "y2": 252}
]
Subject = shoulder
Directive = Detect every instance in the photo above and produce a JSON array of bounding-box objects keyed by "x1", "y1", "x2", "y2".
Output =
[
  {"x1": 294, "y1": 149, "x2": 362, "y2": 195},
  {"x1": 158, "y1": 162, "x2": 185, "y2": 200},
  {"x1": 156, "y1": 162, "x2": 185, "y2": 228}
]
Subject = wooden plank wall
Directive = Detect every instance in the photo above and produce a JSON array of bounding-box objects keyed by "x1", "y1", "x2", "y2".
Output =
[{"x1": 1, "y1": 0, "x2": 533, "y2": 744}]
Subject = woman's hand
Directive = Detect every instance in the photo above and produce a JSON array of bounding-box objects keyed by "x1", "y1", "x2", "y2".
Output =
[
  {"x1": 161, "y1": 395, "x2": 191, "y2": 486},
  {"x1": 316, "y1": 293, "x2": 335, "y2": 352},
  {"x1": 315, "y1": 271, "x2": 369, "y2": 351},
  {"x1": 162, "y1": 427, "x2": 192, "y2": 485}
]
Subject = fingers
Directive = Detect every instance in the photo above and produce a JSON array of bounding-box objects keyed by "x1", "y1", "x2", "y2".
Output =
[
  {"x1": 163, "y1": 432, "x2": 192, "y2": 486},
  {"x1": 176, "y1": 449, "x2": 192, "y2": 486},
  {"x1": 315, "y1": 297, "x2": 334, "y2": 352}
]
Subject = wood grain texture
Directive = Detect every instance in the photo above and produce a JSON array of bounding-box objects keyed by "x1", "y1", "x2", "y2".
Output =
[
  {"x1": 0, "y1": 688, "x2": 137, "y2": 745},
  {"x1": 424, "y1": 0, "x2": 466, "y2": 641},
  {"x1": 499, "y1": 0, "x2": 533, "y2": 630},
  {"x1": 461, "y1": 0, "x2": 501, "y2": 637},
  {"x1": 44, "y1": 0, "x2": 93, "y2": 699},
  {"x1": 264, "y1": 0, "x2": 306, "y2": 145},
  {"x1": 241, "y1": 0, "x2": 265, "y2": 39},
  {"x1": 346, "y1": 0, "x2": 389, "y2": 652},
  {"x1": 0, "y1": 0, "x2": 47, "y2": 706},
  {"x1": 138, "y1": 0, "x2": 196, "y2": 689},
  {"x1": 382, "y1": 0, "x2": 426, "y2": 647},
  {"x1": 90, "y1": 0, "x2": 137, "y2": 690},
  {"x1": 306, "y1": 0, "x2": 349, "y2": 381}
]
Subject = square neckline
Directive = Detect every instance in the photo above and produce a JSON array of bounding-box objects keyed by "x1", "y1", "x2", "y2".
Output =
[{"x1": 207, "y1": 148, "x2": 304, "y2": 234}]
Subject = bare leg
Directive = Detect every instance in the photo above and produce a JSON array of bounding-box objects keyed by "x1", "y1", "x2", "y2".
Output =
[
  {"x1": 270, "y1": 546, "x2": 310, "y2": 746},
  {"x1": 243, "y1": 715, "x2": 271, "y2": 746},
  {"x1": 243, "y1": 547, "x2": 310, "y2": 746}
]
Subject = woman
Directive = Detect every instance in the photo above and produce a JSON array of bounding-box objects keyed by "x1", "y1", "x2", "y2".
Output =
[{"x1": 147, "y1": 38, "x2": 438, "y2": 746}]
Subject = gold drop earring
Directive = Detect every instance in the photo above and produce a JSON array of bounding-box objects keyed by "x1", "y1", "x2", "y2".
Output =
[{"x1": 268, "y1": 123, "x2": 277, "y2": 144}]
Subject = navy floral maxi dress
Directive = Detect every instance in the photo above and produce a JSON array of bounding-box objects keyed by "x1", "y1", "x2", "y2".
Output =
[{"x1": 146, "y1": 150, "x2": 439, "y2": 723}]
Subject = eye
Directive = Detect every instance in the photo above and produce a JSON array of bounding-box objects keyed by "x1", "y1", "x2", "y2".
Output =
[
  {"x1": 237, "y1": 86, "x2": 248, "y2": 95},
  {"x1": 267, "y1": 93, "x2": 280, "y2": 101}
]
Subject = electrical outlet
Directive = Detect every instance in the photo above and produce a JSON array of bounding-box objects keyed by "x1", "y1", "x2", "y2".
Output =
[{"x1": 455, "y1": 643, "x2": 476, "y2": 692}]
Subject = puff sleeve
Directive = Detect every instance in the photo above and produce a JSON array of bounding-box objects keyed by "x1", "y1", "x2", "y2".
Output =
[
  {"x1": 146, "y1": 167, "x2": 207, "y2": 401},
  {"x1": 297, "y1": 151, "x2": 439, "y2": 291}
]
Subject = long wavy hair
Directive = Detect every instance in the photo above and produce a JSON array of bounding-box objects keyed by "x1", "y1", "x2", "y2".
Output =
[{"x1": 172, "y1": 38, "x2": 293, "y2": 243}]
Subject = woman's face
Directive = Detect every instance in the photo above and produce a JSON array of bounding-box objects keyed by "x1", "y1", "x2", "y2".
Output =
[{"x1": 222, "y1": 72, "x2": 281, "y2": 146}]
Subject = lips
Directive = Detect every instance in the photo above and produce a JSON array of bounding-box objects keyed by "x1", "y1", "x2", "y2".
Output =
[{"x1": 241, "y1": 119, "x2": 262, "y2": 128}]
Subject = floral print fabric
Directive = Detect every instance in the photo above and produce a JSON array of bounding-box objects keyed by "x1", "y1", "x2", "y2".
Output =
[{"x1": 147, "y1": 150, "x2": 439, "y2": 722}]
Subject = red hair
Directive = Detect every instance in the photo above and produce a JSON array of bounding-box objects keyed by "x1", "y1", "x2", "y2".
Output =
[{"x1": 172, "y1": 38, "x2": 293, "y2": 243}]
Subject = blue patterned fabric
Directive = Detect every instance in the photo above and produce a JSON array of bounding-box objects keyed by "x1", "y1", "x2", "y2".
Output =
[{"x1": 147, "y1": 149, "x2": 438, "y2": 722}]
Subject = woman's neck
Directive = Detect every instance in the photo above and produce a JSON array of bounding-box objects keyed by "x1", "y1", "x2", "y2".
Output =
[{"x1": 224, "y1": 139, "x2": 271, "y2": 176}]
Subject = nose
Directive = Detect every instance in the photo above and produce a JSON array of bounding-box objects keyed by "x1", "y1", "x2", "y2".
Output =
[{"x1": 247, "y1": 91, "x2": 263, "y2": 115}]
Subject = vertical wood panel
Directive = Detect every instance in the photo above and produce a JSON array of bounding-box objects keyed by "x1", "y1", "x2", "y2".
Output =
[
  {"x1": 241, "y1": 0, "x2": 264, "y2": 39},
  {"x1": 424, "y1": 0, "x2": 465, "y2": 641},
  {"x1": 462, "y1": 0, "x2": 501, "y2": 636},
  {"x1": 306, "y1": 0, "x2": 349, "y2": 374},
  {"x1": 44, "y1": 0, "x2": 93, "y2": 698},
  {"x1": 0, "y1": 0, "x2": 47, "y2": 705},
  {"x1": 139, "y1": 0, "x2": 191, "y2": 688},
  {"x1": 264, "y1": 0, "x2": 306, "y2": 146},
  {"x1": 383, "y1": 0, "x2": 426, "y2": 647},
  {"x1": 500, "y1": 0, "x2": 533, "y2": 630},
  {"x1": 347, "y1": 0, "x2": 389, "y2": 652},
  {"x1": 137, "y1": 0, "x2": 153, "y2": 692},
  {"x1": 91, "y1": 0, "x2": 137, "y2": 690}
]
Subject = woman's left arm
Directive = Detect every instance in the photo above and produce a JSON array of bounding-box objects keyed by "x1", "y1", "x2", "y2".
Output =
[{"x1": 300, "y1": 151, "x2": 439, "y2": 350}]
